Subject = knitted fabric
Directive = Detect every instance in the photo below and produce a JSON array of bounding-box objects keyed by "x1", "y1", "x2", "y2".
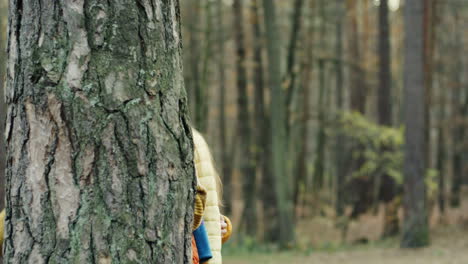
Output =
[{"x1": 194, "y1": 185, "x2": 207, "y2": 230}]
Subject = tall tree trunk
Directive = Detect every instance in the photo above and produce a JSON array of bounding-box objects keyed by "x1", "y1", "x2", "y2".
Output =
[
  {"x1": 4, "y1": 1, "x2": 195, "y2": 262},
  {"x1": 378, "y1": 0, "x2": 392, "y2": 127},
  {"x1": 437, "y1": 124, "x2": 446, "y2": 214},
  {"x1": 294, "y1": 0, "x2": 315, "y2": 219},
  {"x1": 346, "y1": 0, "x2": 366, "y2": 114},
  {"x1": 250, "y1": 0, "x2": 271, "y2": 240},
  {"x1": 378, "y1": 0, "x2": 399, "y2": 238},
  {"x1": 262, "y1": 0, "x2": 295, "y2": 247},
  {"x1": 233, "y1": 0, "x2": 256, "y2": 236},
  {"x1": 401, "y1": 0, "x2": 430, "y2": 248},
  {"x1": 313, "y1": 59, "x2": 327, "y2": 190},
  {"x1": 423, "y1": 0, "x2": 437, "y2": 170},
  {"x1": 185, "y1": 0, "x2": 204, "y2": 126},
  {"x1": 285, "y1": 0, "x2": 305, "y2": 131},
  {"x1": 216, "y1": 0, "x2": 232, "y2": 215},
  {"x1": 334, "y1": 0, "x2": 346, "y2": 217},
  {"x1": 197, "y1": 0, "x2": 213, "y2": 133},
  {"x1": 450, "y1": 10, "x2": 463, "y2": 208},
  {"x1": 312, "y1": 0, "x2": 327, "y2": 191}
]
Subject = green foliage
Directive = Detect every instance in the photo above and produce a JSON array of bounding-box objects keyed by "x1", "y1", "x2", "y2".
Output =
[
  {"x1": 336, "y1": 112, "x2": 438, "y2": 197},
  {"x1": 338, "y1": 112, "x2": 404, "y2": 184}
]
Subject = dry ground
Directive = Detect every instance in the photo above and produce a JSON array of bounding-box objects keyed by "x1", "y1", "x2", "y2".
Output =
[{"x1": 224, "y1": 226, "x2": 468, "y2": 264}]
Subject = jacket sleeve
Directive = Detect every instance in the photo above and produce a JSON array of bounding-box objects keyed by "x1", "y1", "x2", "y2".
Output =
[
  {"x1": 193, "y1": 185, "x2": 207, "y2": 231},
  {"x1": 221, "y1": 215, "x2": 232, "y2": 244}
]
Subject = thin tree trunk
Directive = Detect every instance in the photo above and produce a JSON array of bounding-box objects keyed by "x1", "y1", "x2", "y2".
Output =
[
  {"x1": 450, "y1": 10, "x2": 463, "y2": 208},
  {"x1": 185, "y1": 0, "x2": 203, "y2": 125},
  {"x1": 378, "y1": 0, "x2": 399, "y2": 238},
  {"x1": 216, "y1": 0, "x2": 232, "y2": 215},
  {"x1": 262, "y1": 0, "x2": 295, "y2": 247},
  {"x1": 250, "y1": 0, "x2": 270, "y2": 240},
  {"x1": 423, "y1": 0, "x2": 437, "y2": 170},
  {"x1": 4, "y1": 1, "x2": 195, "y2": 262},
  {"x1": 401, "y1": 0, "x2": 430, "y2": 248},
  {"x1": 334, "y1": 0, "x2": 346, "y2": 217},
  {"x1": 313, "y1": 59, "x2": 327, "y2": 190},
  {"x1": 312, "y1": 0, "x2": 327, "y2": 191},
  {"x1": 233, "y1": 0, "x2": 256, "y2": 236},
  {"x1": 346, "y1": 0, "x2": 366, "y2": 114},
  {"x1": 437, "y1": 125, "x2": 446, "y2": 214},
  {"x1": 285, "y1": 0, "x2": 305, "y2": 131},
  {"x1": 294, "y1": 0, "x2": 314, "y2": 219},
  {"x1": 197, "y1": 0, "x2": 213, "y2": 133},
  {"x1": 252, "y1": 9, "x2": 276, "y2": 235}
]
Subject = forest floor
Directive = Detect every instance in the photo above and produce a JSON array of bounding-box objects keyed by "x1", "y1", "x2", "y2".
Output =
[
  {"x1": 224, "y1": 192, "x2": 468, "y2": 264},
  {"x1": 224, "y1": 225, "x2": 468, "y2": 264}
]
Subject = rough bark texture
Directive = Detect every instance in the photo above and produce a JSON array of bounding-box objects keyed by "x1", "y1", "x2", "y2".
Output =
[
  {"x1": 4, "y1": 0, "x2": 195, "y2": 263},
  {"x1": 401, "y1": 0, "x2": 430, "y2": 248},
  {"x1": 262, "y1": 0, "x2": 295, "y2": 247}
]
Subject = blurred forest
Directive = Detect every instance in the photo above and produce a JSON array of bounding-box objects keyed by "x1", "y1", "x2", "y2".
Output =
[
  {"x1": 178, "y1": 0, "x2": 468, "y2": 260},
  {"x1": 0, "y1": 0, "x2": 468, "y2": 263}
]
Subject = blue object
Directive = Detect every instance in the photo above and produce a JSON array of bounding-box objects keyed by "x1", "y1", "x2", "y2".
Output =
[{"x1": 193, "y1": 221, "x2": 213, "y2": 263}]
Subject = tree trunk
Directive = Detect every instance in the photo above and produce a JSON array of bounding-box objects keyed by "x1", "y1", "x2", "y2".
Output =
[
  {"x1": 378, "y1": 0, "x2": 392, "y2": 127},
  {"x1": 250, "y1": 0, "x2": 270, "y2": 240},
  {"x1": 437, "y1": 124, "x2": 446, "y2": 214},
  {"x1": 4, "y1": 1, "x2": 195, "y2": 262},
  {"x1": 196, "y1": 0, "x2": 213, "y2": 133},
  {"x1": 378, "y1": 0, "x2": 399, "y2": 238},
  {"x1": 401, "y1": 0, "x2": 430, "y2": 248},
  {"x1": 294, "y1": 0, "x2": 314, "y2": 219},
  {"x1": 233, "y1": 0, "x2": 256, "y2": 237},
  {"x1": 450, "y1": 10, "x2": 463, "y2": 208},
  {"x1": 313, "y1": 59, "x2": 327, "y2": 190},
  {"x1": 346, "y1": 0, "x2": 366, "y2": 114},
  {"x1": 216, "y1": 0, "x2": 232, "y2": 216},
  {"x1": 0, "y1": 0, "x2": 8, "y2": 214},
  {"x1": 184, "y1": 0, "x2": 204, "y2": 126},
  {"x1": 312, "y1": 1, "x2": 327, "y2": 191},
  {"x1": 249, "y1": 0, "x2": 277, "y2": 241},
  {"x1": 334, "y1": 0, "x2": 346, "y2": 217},
  {"x1": 285, "y1": 0, "x2": 305, "y2": 131},
  {"x1": 262, "y1": 0, "x2": 295, "y2": 247}
]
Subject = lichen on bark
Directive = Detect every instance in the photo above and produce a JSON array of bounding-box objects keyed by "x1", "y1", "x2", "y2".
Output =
[{"x1": 4, "y1": 0, "x2": 194, "y2": 263}]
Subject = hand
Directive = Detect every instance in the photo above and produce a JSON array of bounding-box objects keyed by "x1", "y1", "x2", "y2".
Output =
[{"x1": 220, "y1": 215, "x2": 228, "y2": 235}]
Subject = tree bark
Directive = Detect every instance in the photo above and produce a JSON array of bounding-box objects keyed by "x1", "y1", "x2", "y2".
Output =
[
  {"x1": 262, "y1": 0, "x2": 295, "y2": 247},
  {"x1": 401, "y1": 0, "x2": 430, "y2": 248},
  {"x1": 4, "y1": 1, "x2": 195, "y2": 263}
]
